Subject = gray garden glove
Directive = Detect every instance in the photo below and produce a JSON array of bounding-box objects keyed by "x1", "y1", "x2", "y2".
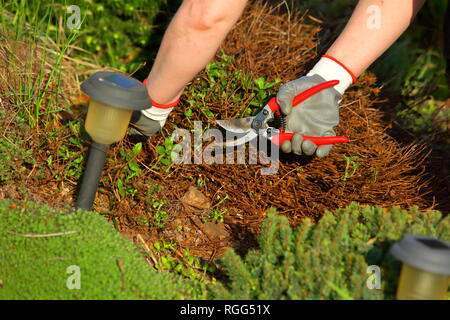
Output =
[
  {"x1": 277, "y1": 55, "x2": 355, "y2": 158},
  {"x1": 129, "y1": 110, "x2": 162, "y2": 137},
  {"x1": 128, "y1": 78, "x2": 178, "y2": 137}
]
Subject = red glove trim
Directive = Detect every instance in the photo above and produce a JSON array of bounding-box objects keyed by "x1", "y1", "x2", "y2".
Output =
[
  {"x1": 152, "y1": 99, "x2": 179, "y2": 109},
  {"x1": 322, "y1": 55, "x2": 357, "y2": 83},
  {"x1": 142, "y1": 78, "x2": 180, "y2": 109}
]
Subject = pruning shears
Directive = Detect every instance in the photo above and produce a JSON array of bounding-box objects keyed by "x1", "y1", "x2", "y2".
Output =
[{"x1": 216, "y1": 80, "x2": 349, "y2": 147}]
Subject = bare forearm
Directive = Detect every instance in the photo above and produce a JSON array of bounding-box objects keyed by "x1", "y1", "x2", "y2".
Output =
[
  {"x1": 327, "y1": 0, "x2": 426, "y2": 77},
  {"x1": 147, "y1": 0, "x2": 247, "y2": 104}
]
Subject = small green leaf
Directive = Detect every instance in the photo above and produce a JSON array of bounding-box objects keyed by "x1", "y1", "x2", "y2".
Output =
[
  {"x1": 160, "y1": 158, "x2": 171, "y2": 166},
  {"x1": 174, "y1": 264, "x2": 183, "y2": 272},
  {"x1": 68, "y1": 137, "x2": 81, "y2": 146},
  {"x1": 202, "y1": 108, "x2": 214, "y2": 118},
  {"x1": 117, "y1": 179, "x2": 125, "y2": 198},
  {"x1": 156, "y1": 146, "x2": 166, "y2": 155},
  {"x1": 128, "y1": 161, "x2": 141, "y2": 173},
  {"x1": 255, "y1": 77, "x2": 266, "y2": 89},
  {"x1": 46, "y1": 155, "x2": 53, "y2": 167},
  {"x1": 264, "y1": 78, "x2": 281, "y2": 89},
  {"x1": 164, "y1": 138, "x2": 174, "y2": 148},
  {"x1": 130, "y1": 143, "x2": 142, "y2": 158}
]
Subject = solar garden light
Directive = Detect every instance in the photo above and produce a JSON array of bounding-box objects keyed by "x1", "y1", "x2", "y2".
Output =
[
  {"x1": 75, "y1": 71, "x2": 150, "y2": 211},
  {"x1": 390, "y1": 234, "x2": 450, "y2": 300}
]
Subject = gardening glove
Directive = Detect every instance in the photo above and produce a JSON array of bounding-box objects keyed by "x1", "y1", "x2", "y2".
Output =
[
  {"x1": 276, "y1": 55, "x2": 356, "y2": 158},
  {"x1": 128, "y1": 111, "x2": 164, "y2": 137},
  {"x1": 128, "y1": 79, "x2": 179, "y2": 137}
]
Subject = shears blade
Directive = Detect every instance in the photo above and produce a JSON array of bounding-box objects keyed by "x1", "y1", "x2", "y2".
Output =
[
  {"x1": 216, "y1": 117, "x2": 255, "y2": 134},
  {"x1": 222, "y1": 130, "x2": 258, "y2": 147},
  {"x1": 215, "y1": 118, "x2": 258, "y2": 147},
  {"x1": 216, "y1": 117, "x2": 260, "y2": 147}
]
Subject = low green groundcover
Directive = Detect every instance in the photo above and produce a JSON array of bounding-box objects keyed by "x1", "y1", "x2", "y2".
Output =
[
  {"x1": 0, "y1": 200, "x2": 203, "y2": 299},
  {"x1": 1, "y1": 200, "x2": 449, "y2": 300}
]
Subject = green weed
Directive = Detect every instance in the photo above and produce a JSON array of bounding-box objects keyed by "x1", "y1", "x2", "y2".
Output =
[
  {"x1": 196, "y1": 177, "x2": 206, "y2": 187},
  {"x1": 0, "y1": 137, "x2": 35, "y2": 182},
  {"x1": 249, "y1": 77, "x2": 282, "y2": 108},
  {"x1": 184, "y1": 53, "x2": 281, "y2": 123},
  {"x1": 202, "y1": 209, "x2": 227, "y2": 223},
  {"x1": 342, "y1": 155, "x2": 360, "y2": 181},
  {"x1": 57, "y1": 144, "x2": 84, "y2": 180},
  {"x1": 202, "y1": 194, "x2": 230, "y2": 223},
  {"x1": 132, "y1": 216, "x2": 151, "y2": 227},
  {"x1": 152, "y1": 242, "x2": 216, "y2": 282},
  {"x1": 150, "y1": 198, "x2": 169, "y2": 228},
  {"x1": 369, "y1": 168, "x2": 379, "y2": 183},
  {"x1": 112, "y1": 193, "x2": 169, "y2": 228},
  {"x1": 50, "y1": 120, "x2": 85, "y2": 180},
  {"x1": 116, "y1": 143, "x2": 143, "y2": 199},
  {"x1": 147, "y1": 182, "x2": 163, "y2": 194},
  {"x1": 156, "y1": 137, "x2": 176, "y2": 167}
]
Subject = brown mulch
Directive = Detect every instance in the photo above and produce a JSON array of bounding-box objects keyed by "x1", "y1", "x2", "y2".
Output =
[{"x1": 0, "y1": 1, "x2": 436, "y2": 260}]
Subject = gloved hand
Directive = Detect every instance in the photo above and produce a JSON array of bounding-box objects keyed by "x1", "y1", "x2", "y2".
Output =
[
  {"x1": 276, "y1": 55, "x2": 355, "y2": 158},
  {"x1": 128, "y1": 79, "x2": 179, "y2": 137},
  {"x1": 129, "y1": 110, "x2": 163, "y2": 137}
]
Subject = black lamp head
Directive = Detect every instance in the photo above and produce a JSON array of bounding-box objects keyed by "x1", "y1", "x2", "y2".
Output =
[
  {"x1": 390, "y1": 234, "x2": 450, "y2": 275},
  {"x1": 81, "y1": 71, "x2": 151, "y2": 110}
]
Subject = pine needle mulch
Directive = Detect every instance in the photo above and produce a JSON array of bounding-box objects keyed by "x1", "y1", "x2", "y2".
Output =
[{"x1": 0, "y1": 2, "x2": 435, "y2": 259}]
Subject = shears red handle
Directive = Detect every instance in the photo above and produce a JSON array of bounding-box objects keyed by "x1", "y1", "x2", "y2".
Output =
[
  {"x1": 266, "y1": 80, "x2": 349, "y2": 146},
  {"x1": 271, "y1": 133, "x2": 349, "y2": 146}
]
